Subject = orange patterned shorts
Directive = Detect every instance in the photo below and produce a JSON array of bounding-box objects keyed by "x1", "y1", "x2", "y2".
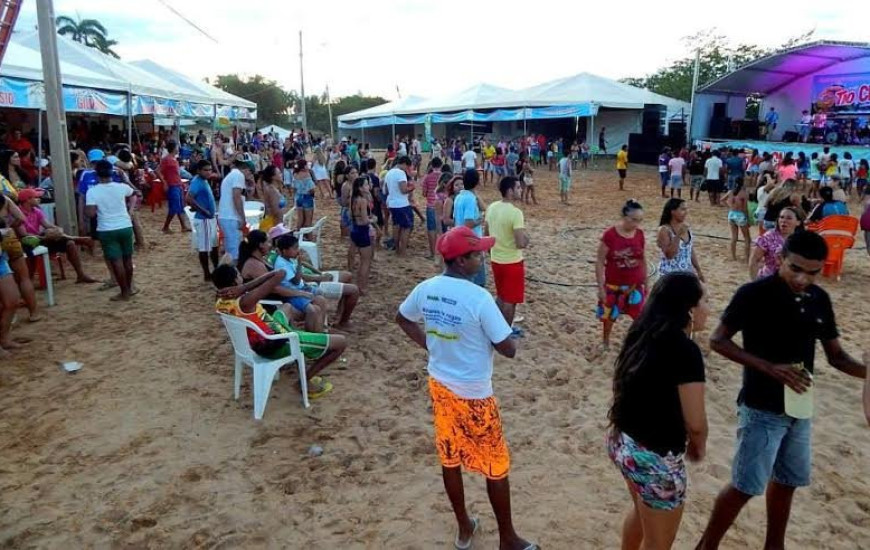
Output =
[{"x1": 428, "y1": 377, "x2": 510, "y2": 480}]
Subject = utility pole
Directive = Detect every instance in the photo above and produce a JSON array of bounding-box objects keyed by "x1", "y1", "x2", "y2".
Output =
[
  {"x1": 36, "y1": 0, "x2": 75, "y2": 234},
  {"x1": 326, "y1": 84, "x2": 334, "y2": 138},
  {"x1": 298, "y1": 30, "x2": 307, "y2": 132},
  {"x1": 688, "y1": 48, "x2": 701, "y2": 142}
]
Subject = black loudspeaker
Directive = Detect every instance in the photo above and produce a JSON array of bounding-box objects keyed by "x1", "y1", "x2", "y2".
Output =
[
  {"x1": 628, "y1": 133, "x2": 667, "y2": 166},
  {"x1": 709, "y1": 117, "x2": 731, "y2": 139},
  {"x1": 668, "y1": 122, "x2": 687, "y2": 149},
  {"x1": 712, "y1": 102, "x2": 727, "y2": 118},
  {"x1": 782, "y1": 131, "x2": 799, "y2": 142}
]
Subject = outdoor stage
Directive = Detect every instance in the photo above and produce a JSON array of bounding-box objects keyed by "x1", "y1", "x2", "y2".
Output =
[{"x1": 694, "y1": 138, "x2": 870, "y2": 163}]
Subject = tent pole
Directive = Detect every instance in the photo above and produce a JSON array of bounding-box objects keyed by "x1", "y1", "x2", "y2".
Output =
[
  {"x1": 391, "y1": 120, "x2": 395, "y2": 150},
  {"x1": 590, "y1": 109, "x2": 595, "y2": 165},
  {"x1": 37, "y1": 109, "x2": 42, "y2": 162},
  {"x1": 361, "y1": 126, "x2": 365, "y2": 145},
  {"x1": 523, "y1": 107, "x2": 527, "y2": 136},
  {"x1": 127, "y1": 84, "x2": 133, "y2": 148}
]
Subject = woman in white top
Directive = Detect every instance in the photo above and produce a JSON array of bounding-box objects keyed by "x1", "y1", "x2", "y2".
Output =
[
  {"x1": 312, "y1": 149, "x2": 332, "y2": 199},
  {"x1": 656, "y1": 199, "x2": 704, "y2": 280}
]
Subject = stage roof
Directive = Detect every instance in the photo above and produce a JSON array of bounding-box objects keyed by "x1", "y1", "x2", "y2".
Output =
[{"x1": 698, "y1": 41, "x2": 870, "y2": 96}]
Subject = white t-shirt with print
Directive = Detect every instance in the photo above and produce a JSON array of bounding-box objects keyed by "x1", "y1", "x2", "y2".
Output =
[
  {"x1": 399, "y1": 275, "x2": 512, "y2": 399},
  {"x1": 384, "y1": 167, "x2": 410, "y2": 208},
  {"x1": 704, "y1": 157, "x2": 723, "y2": 180},
  {"x1": 462, "y1": 150, "x2": 477, "y2": 170},
  {"x1": 85, "y1": 182, "x2": 133, "y2": 231},
  {"x1": 218, "y1": 168, "x2": 246, "y2": 221}
]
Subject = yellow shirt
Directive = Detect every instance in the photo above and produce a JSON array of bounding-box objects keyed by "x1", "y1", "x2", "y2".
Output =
[
  {"x1": 0, "y1": 175, "x2": 17, "y2": 200},
  {"x1": 616, "y1": 150, "x2": 628, "y2": 170},
  {"x1": 485, "y1": 200, "x2": 524, "y2": 264},
  {"x1": 483, "y1": 145, "x2": 496, "y2": 160}
]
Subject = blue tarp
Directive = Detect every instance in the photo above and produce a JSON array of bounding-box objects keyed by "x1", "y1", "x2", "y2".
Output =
[{"x1": 338, "y1": 103, "x2": 598, "y2": 129}]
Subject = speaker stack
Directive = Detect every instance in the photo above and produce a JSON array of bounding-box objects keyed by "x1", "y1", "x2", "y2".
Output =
[{"x1": 628, "y1": 104, "x2": 668, "y2": 166}]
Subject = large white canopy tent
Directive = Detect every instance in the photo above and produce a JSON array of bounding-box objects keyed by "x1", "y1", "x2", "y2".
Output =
[
  {"x1": 0, "y1": 29, "x2": 256, "y2": 157},
  {"x1": 338, "y1": 72, "x2": 689, "y2": 151}
]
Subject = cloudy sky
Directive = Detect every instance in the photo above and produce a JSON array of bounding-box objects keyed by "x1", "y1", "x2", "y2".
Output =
[{"x1": 17, "y1": 0, "x2": 870, "y2": 102}]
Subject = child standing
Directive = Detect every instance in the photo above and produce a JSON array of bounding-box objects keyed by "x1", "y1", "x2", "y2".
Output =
[{"x1": 724, "y1": 178, "x2": 751, "y2": 262}]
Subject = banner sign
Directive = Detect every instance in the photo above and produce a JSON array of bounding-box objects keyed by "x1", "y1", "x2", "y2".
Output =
[
  {"x1": 0, "y1": 77, "x2": 43, "y2": 109},
  {"x1": 812, "y1": 73, "x2": 870, "y2": 115},
  {"x1": 339, "y1": 103, "x2": 598, "y2": 129},
  {"x1": 63, "y1": 86, "x2": 127, "y2": 115}
]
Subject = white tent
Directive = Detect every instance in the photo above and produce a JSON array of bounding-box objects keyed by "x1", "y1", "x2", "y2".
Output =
[
  {"x1": 401, "y1": 83, "x2": 515, "y2": 114},
  {"x1": 0, "y1": 30, "x2": 255, "y2": 116},
  {"x1": 130, "y1": 59, "x2": 256, "y2": 109},
  {"x1": 337, "y1": 95, "x2": 428, "y2": 122},
  {"x1": 258, "y1": 124, "x2": 292, "y2": 140},
  {"x1": 514, "y1": 72, "x2": 689, "y2": 116}
]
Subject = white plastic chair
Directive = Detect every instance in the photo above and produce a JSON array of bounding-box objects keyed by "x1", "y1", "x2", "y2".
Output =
[
  {"x1": 184, "y1": 206, "x2": 198, "y2": 251},
  {"x1": 283, "y1": 206, "x2": 297, "y2": 230},
  {"x1": 244, "y1": 200, "x2": 266, "y2": 230},
  {"x1": 296, "y1": 216, "x2": 327, "y2": 269},
  {"x1": 30, "y1": 245, "x2": 55, "y2": 307},
  {"x1": 218, "y1": 313, "x2": 310, "y2": 419}
]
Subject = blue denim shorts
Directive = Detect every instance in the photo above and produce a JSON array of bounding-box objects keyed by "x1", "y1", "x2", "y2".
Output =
[
  {"x1": 731, "y1": 405, "x2": 811, "y2": 496},
  {"x1": 0, "y1": 251, "x2": 11, "y2": 278},
  {"x1": 295, "y1": 194, "x2": 315, "y2": 210},
  {"x1": 425, "y1": 207, "x2": 438, "y2": 232},
  {"x1": 390, "y1": 206, "x2": 414, "y2": 229}
]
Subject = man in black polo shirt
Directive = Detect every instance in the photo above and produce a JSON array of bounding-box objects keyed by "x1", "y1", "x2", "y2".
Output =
[{"x1": 696, "y1": 231, "x2": 868, "y2": 550}]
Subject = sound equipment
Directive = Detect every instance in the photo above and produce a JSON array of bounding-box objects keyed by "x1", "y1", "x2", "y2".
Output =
[
  {"x1": 712, "y1": 102, "x2": 727, "y2": 118},
  {"x1": 642, "y1": 104, "x2": 666, "y2": 136},
  {"x1": 732, "y1": 119, "x2": 760, "y2": 140},
  {"x1": 628, "y1": 133, "x2": 667, "y2": 166},
  {"x1": 782, "y1": 131, "x2": 799, "y2": 143},
  {"x1": 709, "y1": 117, "x2": 731, "y2": 139},
  {"x1": 667, "y1": 122, "x2": 687, "y2": 150}
]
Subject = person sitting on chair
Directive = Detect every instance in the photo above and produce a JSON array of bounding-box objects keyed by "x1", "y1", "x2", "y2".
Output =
[
  {"x1": 213, "y1": 263, "x2": 346, "y2": 400},
  {"x1": 18, "y1": 188, "x2": 97, "y2": 284}
]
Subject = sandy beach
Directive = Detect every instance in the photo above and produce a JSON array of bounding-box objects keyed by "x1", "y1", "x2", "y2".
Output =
[{"x1": 1, "y1": 160, "x2": 868, "y2": 549}]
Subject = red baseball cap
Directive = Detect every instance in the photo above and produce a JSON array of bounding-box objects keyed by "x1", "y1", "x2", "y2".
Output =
[
  {"x1": 17, "y1": 188, "x2": 44, "y2": 202},
  {"x1": 436, "y1": 226, "x2": 495, "y2": 260}
]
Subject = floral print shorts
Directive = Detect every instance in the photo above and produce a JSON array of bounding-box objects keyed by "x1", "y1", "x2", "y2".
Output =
[{"x1": 607, "y1": 430, "x2": 687, "y2": 511}]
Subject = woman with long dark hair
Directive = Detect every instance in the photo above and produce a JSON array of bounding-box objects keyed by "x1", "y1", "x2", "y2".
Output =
[
  {"x1": 258, "y1": 165, "x2": 287, "y2": 233},
  {"x1": 607, "y1": 272, "x2": 709, "y2": 550},
  {"x1": 348, "y1": 177, "x2": 374, "y2": 294},
  {"x1": 656, "y1": 199, "x2": 704, "y2": 280},
  {"x1": 0, "y1": 149, "x2": 31, "y2": 189},
  {"x1": 292, "y1": 159, "x2": 316, "y2": 232}
]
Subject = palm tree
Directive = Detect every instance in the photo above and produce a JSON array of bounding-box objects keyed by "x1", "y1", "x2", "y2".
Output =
[{"x1": 55, "y1": 16, "x2": 120, "y2": 59}]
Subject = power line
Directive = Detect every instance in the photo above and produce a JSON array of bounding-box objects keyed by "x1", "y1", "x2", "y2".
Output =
[{"x1": 153, "y1": 0, "x2": 219, "y2": 44}]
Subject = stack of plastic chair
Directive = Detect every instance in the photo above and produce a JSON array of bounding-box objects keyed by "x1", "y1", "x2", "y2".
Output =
[{"x1": 806, "y1": 214, "x2": 859, "y2": 280}]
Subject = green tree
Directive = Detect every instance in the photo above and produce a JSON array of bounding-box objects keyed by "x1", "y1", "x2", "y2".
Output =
[
  {"x1": 56, "y1": 16, "x2": 120, "y2": 58},
  {"x1": 621, "y1": 29, "x2": 815, "y2": 104},
  {"x1": 303, "y1": 93, "x2": 388, "y2": 134},
  {"x1": 211, "y1": 74, "x2": 296, "y2": 127}
]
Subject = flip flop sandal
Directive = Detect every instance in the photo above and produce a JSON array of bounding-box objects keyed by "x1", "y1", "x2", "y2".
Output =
[
  {"x1": 454, "y1": 517, "x2": 479, "y2": 550},
  {"x1": 307, "y1": 378, "x2": 333, "y2": 400},
  {"x1": 98, "y1": 281, "x2": 117, "y2": 291}
]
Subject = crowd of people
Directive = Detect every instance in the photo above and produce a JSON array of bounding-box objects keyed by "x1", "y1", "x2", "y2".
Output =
[{"x1": 1, "y1": 123, "x2": 869, "y2": 550}]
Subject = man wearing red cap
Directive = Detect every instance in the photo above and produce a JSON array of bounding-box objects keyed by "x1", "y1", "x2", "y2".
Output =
[{"x1": 396, "y1": 226, "x2": 538, "y2": 550}]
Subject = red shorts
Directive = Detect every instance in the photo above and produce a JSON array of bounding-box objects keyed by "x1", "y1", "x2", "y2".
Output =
[{"x1": 491, "y1": 260, "x2": 525, "y2": 304}]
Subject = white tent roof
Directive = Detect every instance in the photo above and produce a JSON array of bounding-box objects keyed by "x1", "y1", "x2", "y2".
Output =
[
  {"x1": 258, "y1": 124, "x2": 292, "y2": 139},
  {"x1": 130, "y1": 59, "x2": 255, "y2": 108},
  {"x1": 0, "y1": 30, "x2": 254, "y2": 110},
  {"x1": 338, "y1": 72, "x2": 689, "y2": 122},
  {"x1": 404, "y1": 83, "x2": 515, "y2": 114},
  {"x1": 337, "y1": 95, "x2": 428, "y2": 121},
  {"x1": 1, "y1": 38, "x2": 126, "y2": 91},
  {"x1": 514, "y1": 72, "x2": 689, "y2": 112}
]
